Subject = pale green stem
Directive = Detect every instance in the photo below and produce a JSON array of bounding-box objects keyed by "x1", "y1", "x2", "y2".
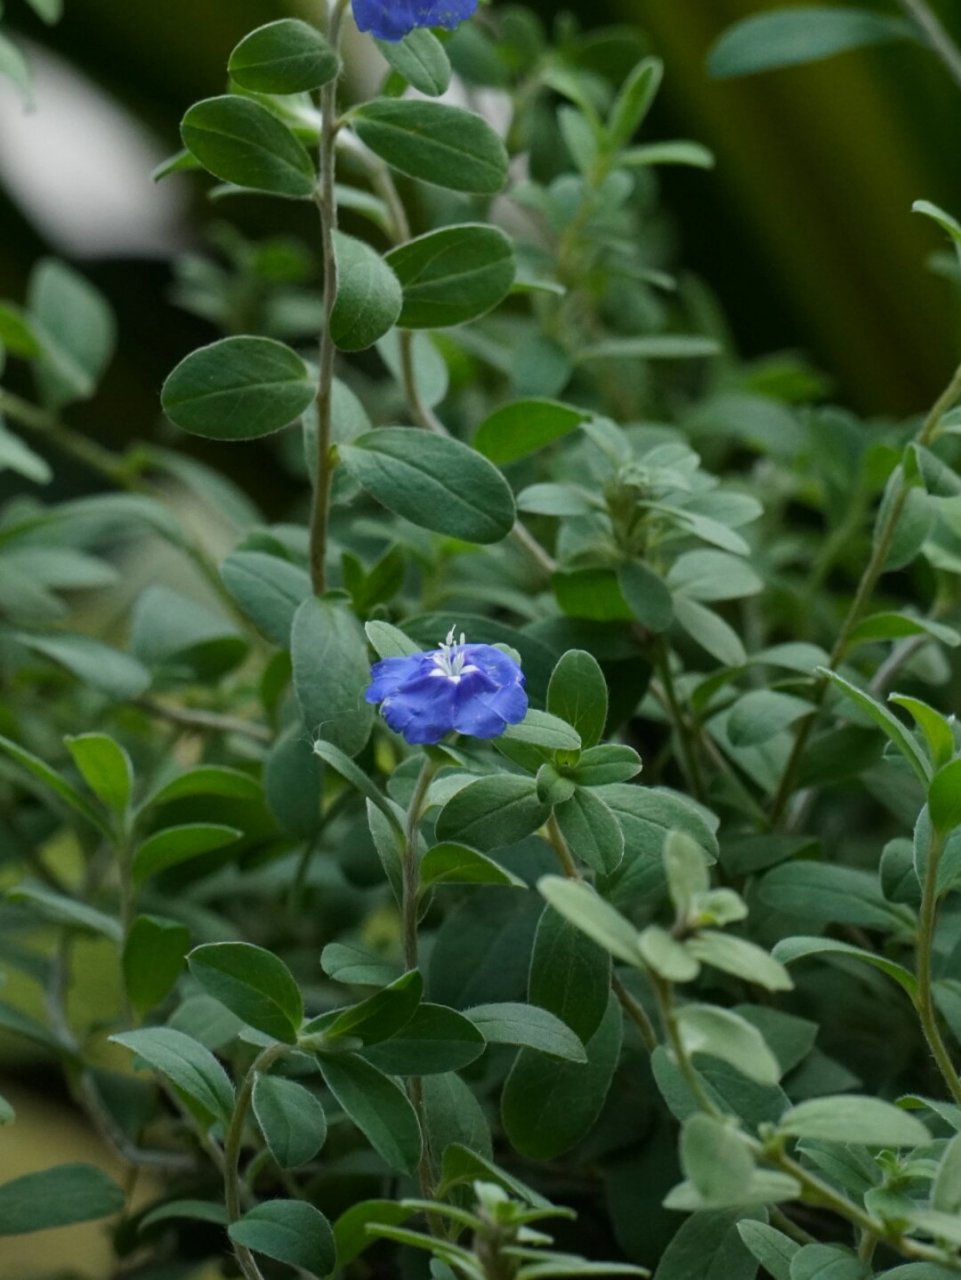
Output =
[
  {"x1": 916, "y1": 826, "x2": 961, "y2": 1105},
  {"x1": 224, "y1": 1044, "x2": 288, "y2": 1280},
  {"x1": 770, "y1": 357, "x2": 961, "y2": 828},
  {"x1": 309, "y1": 0, "x2": 351, "y2": 594}
]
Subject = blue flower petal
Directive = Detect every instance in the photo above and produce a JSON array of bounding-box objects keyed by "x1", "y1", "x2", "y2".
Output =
[
  {"x1": 353, "y1": 0, "x2": 478, "y2": 41},
  {"x1": 366, "y1": 635, "x2": 527, "y2": 745}
]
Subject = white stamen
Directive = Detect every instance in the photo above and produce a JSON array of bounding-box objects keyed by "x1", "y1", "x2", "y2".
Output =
[{"x1": 433, "y1": 624, "x2": 470, "y2": 680}]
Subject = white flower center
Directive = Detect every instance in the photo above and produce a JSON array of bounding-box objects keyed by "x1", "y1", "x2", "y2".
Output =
[{"x1": 431, "y1": 626, "x2": 477, "y2": 682}]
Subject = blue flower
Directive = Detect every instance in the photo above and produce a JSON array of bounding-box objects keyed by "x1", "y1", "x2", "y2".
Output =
[
  {"x1": 352, "y1": 0, "x2": 479, "y2": 42},
  {"x1": 365, "y1": 628, "x2": 528, "y2": 745}
]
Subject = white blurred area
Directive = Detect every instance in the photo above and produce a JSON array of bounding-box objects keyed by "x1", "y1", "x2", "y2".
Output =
[{"x1": 0, "y1": 40, "x2": 189, "y2": 258}]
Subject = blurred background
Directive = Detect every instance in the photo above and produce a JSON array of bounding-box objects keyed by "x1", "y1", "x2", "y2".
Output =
[{"x1": 1, "y1": 0, "x2": 961, "y2": 441}]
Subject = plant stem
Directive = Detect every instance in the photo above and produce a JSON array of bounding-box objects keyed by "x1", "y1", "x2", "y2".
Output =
[
  {"x1": 224, "y1": 1044, "x2": 287, "y2": 1280},
  {"x1": 544, "y1": 813, "x2": 659, "y2": 1051},
  {"x1": 898, "y1": 0, "x2": 961, "y2": 92},
  {"x1": 402, "y1": 753, "x2": 442, "y2": 1224},
  {"x1": 769, "y1": 357, "x2": 961, "y2": 828},
  {"x1": 650, "y1": 976, "x2": 720, "y2": 1116},
  {"x1": 653, "y1": 640, "x2": 705, "y2": 803},
  {"x1": 916, "y1": 826, "x2": 961, "y2": 1104},
  {"x1": 136, "y1": 697, "x2": 272, "y2": 742},
  {"x1": 309, "y1": 0, "x2": 350, "y2": 595}
]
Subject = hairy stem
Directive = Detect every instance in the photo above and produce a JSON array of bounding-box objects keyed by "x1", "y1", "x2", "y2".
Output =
[
  {"x1": 224, "y1": 1044, "x2": 288, "y2": 1280},
  {"x1": 916, "y1": 827, "x2": 961, "y2": 1104},
  {"x1": 309, "y1": 0, "x2": 350, "y2": 594},
  {"x1": 898, "y1": 0, "x2": 961, "y2": 92},
  {"x1": 544, "y1": 814, "x2": 659, "y2": 1051},
  {"x1": 402, "y1": 754, "x2": 442, "y2": 1224},
  {"x1": 769, "y1": 357, "x2": 961, "y2": 827},
  {"x1": 653, "y1": 640, "x2": 705, "y2": 803}
]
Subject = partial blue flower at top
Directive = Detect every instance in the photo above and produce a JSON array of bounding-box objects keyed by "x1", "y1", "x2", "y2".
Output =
[
  {"x1": 365, "y1": 628, "x2": 527, "y2": 745},
  {"x1": 352, "y1": 0, "x2": 479, "y2": 42}
]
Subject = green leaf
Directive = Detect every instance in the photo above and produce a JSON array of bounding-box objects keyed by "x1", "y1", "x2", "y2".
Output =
[
  {"x1": 363, "y1": 1004, "x2": 486, "y2": 1075},
  {"x1": 292, "y1": 596, "x2": 374, "y2": 758},
  {"x1": 377, "y1": 28, "x2": 451, "y2": 95},
  {"x1": 781, "y1": 1245, "x2": 868, "y2": 1280},
  {"x1": 0, "y1": 734, "x2": 109, "y2": 834},
  {"x1": 385, "y1": 224, "x2": 515, "y2": 329},
  {"x1": 668, "y1": 550, "x2": 763, "y2": 602},
  {"x1": 146, "y1": 766, "x2": 261, "y2": 808},
  {"x1": 664, "y1": 828, "x2": 711, "y2": 917},
  {"x1": 63, "y1": 733, "x2": 132, "y2": 818},
  {"x1": 686, "y1": 933, "x2": 793, "y2": 993},
  {"x1": 0, "y1": 33, "x2": 31, "y2": 106},
  {"x1": 848, "y1": 611, "x2": 960, "y2": 651},
  {"x1": 567, "y1": 744, "x2": 643, "y2": 787},
  {"x1": 436, "y1": 775, "x2": 550, "y2": 851},
  {"x1": 321, "y1": 941, "x2": 400, "y2": 988},
  {"x1": 654, "y1": 1208, "x2": 764, "y2": 1280},
  {"x1": 930, "y1": 760, "x2": 961, "y2": 837},
  {"x1": 0, "y1": 422, "x2": 50, "y2": 484},
  {"x1": 265, "y1": 726, "x2": 323, "y2": 838},
  {"x1": 28, "y1": 259, "x2": 115, "y2": 407},
  {"x1": 933, "y1": 1131, "x2": 961, "y2": 1213},
  {"x1": 554, "y1": 568, "x2": 632, "y2": 622},
  {"x1": 677, "y1": 1004, "x2": 781, "y2": 1085},
  {"x1": 16, "y1": 632, "x2": 150, "y2": 700},
  {"x1": 220, "y1": 550, "x2": 310, "y2": 646},
  {"x1": 529, "y1": 905, "x2": 611, "y2": 1043},
  {"x1": 617, "y1": 561, "x2": 674, "y2": 633},
  {"x1": 365, "y1": 619, "x2": 420, "y2": 658},
  {"x1": 778, "y1": 1096, "x2": 930, "y2": 1147},
  {"x1": 759, "y1": 861, "x2": 899, "y2": 930},
  {"x1": 132, "y1": 823, "x2": 243, "y2": 886},
  {"x1": 547, "y1": 649, "x2": 608, "y2": 749},
  {"x1": 502, "y1": 708, "x2": 581, "y2": 752},
  {"x1": 252, "y1": 1075, "x2": 327, "y2": 1169},
  {"x1": 890, "y1": 695, "x2": 955, "y2": 771},
  {"x1": 537, "y1": 876, "x2": 641, "y2": 967},
  {"x1": 229, "y1": 1200, "x2": 335, "y2": 1280},
  {"x1": 188, "y1": 942, "x2": 304, "y2": 1044},
  {"x1": 464, "y1": 1002, "x2": 587, "y2": 1061},
  {"x1": 608, "y1": 56, "x2": 662, "y2": 148},
  {"x1": 736, "y1": 1220, "x2": 799, "y2": 1280},
  {"x1": 638, "y1": 924, "x2": 700, "y2": 983},
  {"x1": 123, "y1": 915, "x2": 190, "y2": 1014},
  {"x1": 340, "y1": 429, "x2": 516, "y2": 545},
  {"x1": 318, "y1": 1053, "x2": 422, "y2": 1173},
  {"x1": 140, "y1": 1200, "x2": 228, "y2": 1231},
  {"x1": 772, "y1": 934, "x2": 918, "y2": 999},
  {"x1": 708, "y1": 8, "x2": 915, "y2": 78},
  {"x1": 554, "y1": 787, "x2": 624, "y2": 874},
  {"x1": 678, "y1": 1113, "x2": 754, "y2": 1205},
  {"x1": 312, "y1": 738, "x2": 402, "y2": 835},
  {"x1": 727, "y1": 690, "x2": 812, "y2": 747},
  {"x1": 162, "y1": 336, "x2": 315, "y2": 440},
  {"x1": 330, "y1": 232, "x2": 403, "y2": 351},
  {"x1": 110, "y1": 1026, "x2": 235, "y2": 1124},
  {"x1": 821, "y1": 667, "x2": 930, "y2": 782},
  {"x1": 578, "y1": 335, "x2": 720, "y2": 362},
  {"x1": 352, "y1": 99, "x2": 508, "y2": 194},
  {"x1": 308, "y1": 971, "x2": 422, "y2": 1046},
  {"x1": 502, "y1": 992, "x2": 621, "y2": 1159},
  {"x1": 421, "y1": 843, "x2": 526, "y2": 889},
  {"x1": 0, "y1": 1165, "x2": 124, "y2": 1235},
  {"x1": 334, "y1": 1201, "x2": 412, "y2": 1266},
  {"x1": 473, "y1": 398, "x2": 587, "y2": 465},
  {"x1": 24, "y1": 0, "x2": 63, "y2": 21},
  {"x1": 228, "y1": 19, "x2": 339, "y2": 94},
  {"x1": 7, "y1": 883, "x2": 122, "y2": 942},
  {"x1": 181, "y1": 96, "x2": 316, "y2": 196},
  {"x1": 673, "y1": 596, "x2": 747, "y2": 667}
]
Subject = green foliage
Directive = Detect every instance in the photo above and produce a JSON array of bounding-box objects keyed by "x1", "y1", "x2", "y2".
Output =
[{"x1": 6, "y1": 3, "x2": 961, "y2": 1276}]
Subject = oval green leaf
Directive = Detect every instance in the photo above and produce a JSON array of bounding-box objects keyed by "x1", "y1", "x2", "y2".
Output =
[
  {"x1": 385, "y1": 224, "x2": 515, "y2": 329},
  {"x1": 352, "y1": 99, "x2": 508, "y2": 194},
  {"x1": 181, "y1": 95, "x2": 316, "y2": 196},
  {"x1": 228, "y1": 19, "x2": 339, "y2": 94}
]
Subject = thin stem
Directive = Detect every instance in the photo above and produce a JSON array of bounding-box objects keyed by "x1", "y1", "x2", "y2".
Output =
[
  {"x1": 653, "y1": 640, "x2": 705, "y2": 803},
  {"x1": 137, "y1": 697, "x2": 272, "y2": 742},
  {"x1": 224, "y1": 1044, "x2": 287, "y2": 1280},
  {"x1": 364, "y1": 158, "x2": 558, "y2": 579},
  {"x1": 309, "y1": 0, "x2": 350, "y2": 595},
  {"x1": 402, "y1": 753, "x2": 442, "y2": 1225},
  {"x1": 651, "y1": 976, "x2": 720, "y2": 1116},
  {"x1": 898, "y1": 0, "x2": 961, "y2": 92},
  {"x1": 769, "y1": 358, "x2": 961, "y2": 828},
  {"x1": 544, "y1": 813, "x2": 659, "y2": 1051},
  {"x1": 916, "y1": 827, "x2": 961, "y2": 1104}
]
